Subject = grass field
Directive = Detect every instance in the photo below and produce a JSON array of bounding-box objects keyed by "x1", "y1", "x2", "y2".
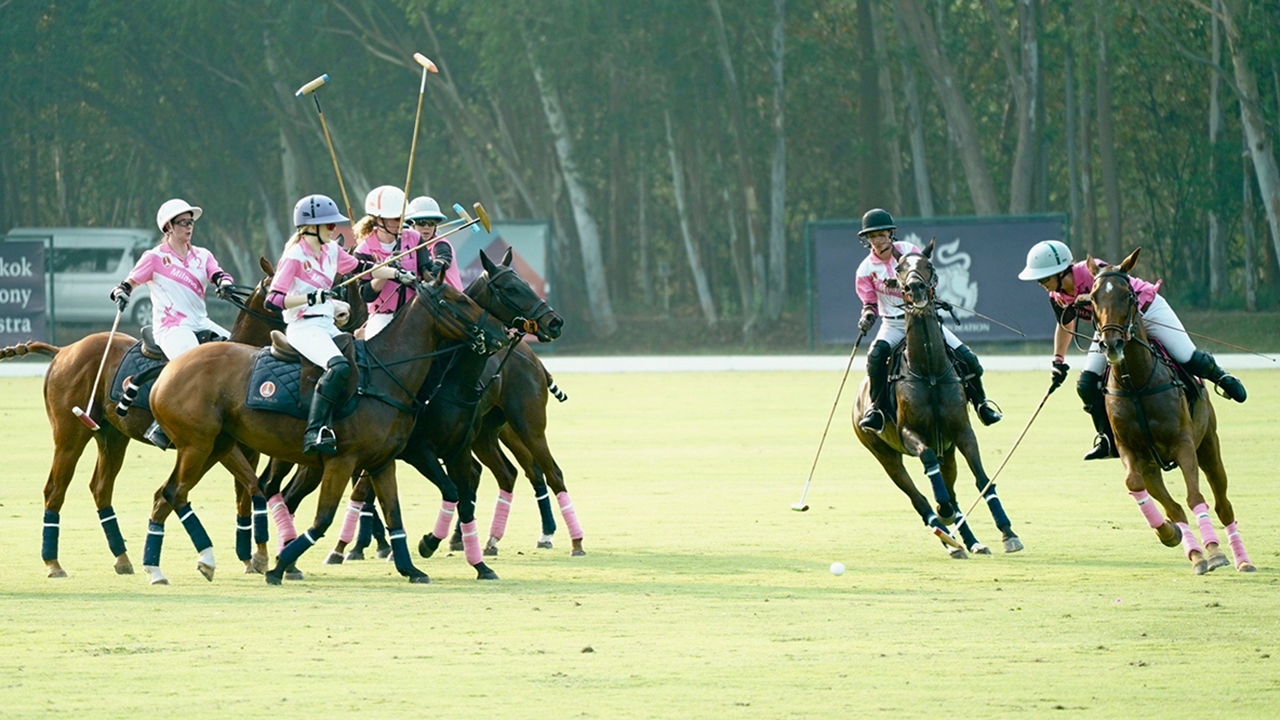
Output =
[{"x1": 0, "y1": 369, "x2": 1277, "y2": 719}]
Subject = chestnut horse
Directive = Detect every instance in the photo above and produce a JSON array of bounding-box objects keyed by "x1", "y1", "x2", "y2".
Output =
[
  {"x1": 1088, "y1": 248, "x2": 1254, "y2": 573},
  {"x1": 852, "y1": 241, "x2": 1022, "y2": 558},
  {"x1": 147, "y1": 278, "x2": 508, "y2": 584}
]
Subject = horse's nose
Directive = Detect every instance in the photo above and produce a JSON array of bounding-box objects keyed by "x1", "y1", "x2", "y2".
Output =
[{"x1": 544, "y1": 315, "x2": 564, "y2": 339}]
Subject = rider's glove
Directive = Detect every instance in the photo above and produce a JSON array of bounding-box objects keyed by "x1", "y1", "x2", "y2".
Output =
[
  {"x1": 109, "y1": 282, "x2": 131, "y2": 312},
  {"x1": 306, "y1": 289, "x2": 329, "y2": 306},
  {"x1": 1050, "y1": 355, "x2": 1070, "y2": 391}
]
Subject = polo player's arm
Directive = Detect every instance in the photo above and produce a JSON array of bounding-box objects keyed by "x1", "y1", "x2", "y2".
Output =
[{"x1": 1053, "y1": 321, "x2": 1073, "y2": 358}]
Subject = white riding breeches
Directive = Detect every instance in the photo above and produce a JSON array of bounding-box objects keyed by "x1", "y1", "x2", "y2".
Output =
[
  {"x1": 1080, "y1": 294, "x2": 1196, "y2": 375},
  {"x1": 285, "y1": 316, "x2": 343, "y2": 367},
  {"x1": 872, "y1": 315, "x2": 964, "y2": 350},
  {"x1": 363, "y1": 312, "x2": 395, "y2": 340},
  {"x1": 155, "y1": 320, "x2": 230, "y2": 361}
]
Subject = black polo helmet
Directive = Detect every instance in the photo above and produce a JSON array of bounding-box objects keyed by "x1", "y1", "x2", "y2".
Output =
[{"x1": 858, "y1": 208, "x2": 897, "y2": 237}]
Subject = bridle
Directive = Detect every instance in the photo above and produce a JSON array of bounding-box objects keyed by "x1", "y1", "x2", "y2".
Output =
[
  {"x1": 416, "y1": 280, "x2": 508, "y2": 356},
  {"x1": 896, "y1": 253, "x2": 938, "y2": 312},
  {"x1": 473, "y1": 264, "x2": 554, "y2": 338},
  {"x1": 1093, "y1": 269, "x2": 1142, "y2": 348}
]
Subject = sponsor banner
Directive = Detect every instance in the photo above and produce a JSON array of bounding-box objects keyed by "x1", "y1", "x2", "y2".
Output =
[
  {"x1": 809, "y1": 215, "x2": 1066, "y2": 344},
  {"x1": 0, "y1": 241, "x2": 48, "y2": 345}
]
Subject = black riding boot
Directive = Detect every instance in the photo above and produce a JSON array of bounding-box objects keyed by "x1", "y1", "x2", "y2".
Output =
[
  {"x1": 303, "y1": 357, "x2": 350, "y2": 456},
  {"x1": 1078, "y1": 370, "x2": 1118, "y2": 460},
  {"x1": 144, "y1": 421, "x2": 172, "y2": 450},
  {"x1": 953, "y1": 344, "x2": 1002, "y2": 426},
  {"x1": 1183, "y1": 350, "x2": 1247, "y2": 403},
  {"x1": 859, "y1": 340, "x2": 892, "y2": 433}
]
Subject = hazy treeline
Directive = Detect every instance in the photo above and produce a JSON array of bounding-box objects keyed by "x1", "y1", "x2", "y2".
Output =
[{"x1": 3, "y1": 0, "x2": 1279, "y2": 338}]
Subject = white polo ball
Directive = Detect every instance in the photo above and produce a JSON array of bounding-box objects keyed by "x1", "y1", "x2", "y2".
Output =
[{"x1": 830, "y1": 562, "x2": 846, "y2": 576}]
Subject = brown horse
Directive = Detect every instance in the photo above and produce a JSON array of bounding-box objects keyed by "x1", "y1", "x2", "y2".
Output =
[
  {"x1": 851, "y1": 241, "x2": 1021, "y2": 557},
  {"x1": 147, "y1": 278, "x2": 509, "y2": 584},
  {"x1": 1088, "y1": 248, "x2": 1254, "y2": 573},
  {"x1": 0, "y1": 262, "x2": 319, "y2": 579}
]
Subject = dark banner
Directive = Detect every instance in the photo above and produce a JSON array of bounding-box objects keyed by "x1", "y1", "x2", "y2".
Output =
[
  {"x1": 0, "y1": 241, "x2": 48, "y2": 345},
  {"x1": 808, "y1": 215, "x2": 1066, "y2": 345}
]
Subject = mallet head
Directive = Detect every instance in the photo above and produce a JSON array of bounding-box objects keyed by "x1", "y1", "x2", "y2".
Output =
[
  {"x1": 473, "y1": 203, "x2": 492, "y2": 233},
  {"x1": 790, "y1": 503, "x2": 810, "y2": 512},
  {"x1": 295, "y1": 74, "x2": 330, "y2": 97},
  {"x1": 72, "y1": 406, "x2": 100, "y2": 431},
  {"x1": 453, "y1": 203, "x2": 482, "y2": 234},
  {"x1": 413, "y1": 53, "x2": 439, "y2": 73}
]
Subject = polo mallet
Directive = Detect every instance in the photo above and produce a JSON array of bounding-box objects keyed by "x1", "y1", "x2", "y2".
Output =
[
  {"x1": 1141, "y1": 318, "x2": 1276, "y2": 362},
  {"x1": 296, "y1": 74, "x2": 354, "y2": 222},
  {"x1": 71, "y1": 306, "x2": 125, "y2": 431},
  {"x1": 792, "y1": 328, "x2": 868, "y2": 511},
  {"x1": 952, "y1": 379, "x2": 1060, "y2": 535},
  {"x1": 335, "y1": 202, "x2": 490, "y2": 289},
  {"x1": 395, "y1": 53, "x2": 440, "y2": 236},
  {"x1": 452, "y1": 203, "x2": 483, "y2": 234}
]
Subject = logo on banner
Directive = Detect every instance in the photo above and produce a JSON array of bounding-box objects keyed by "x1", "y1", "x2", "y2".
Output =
[{"x1": 903, "y1": 234, "x2": 987, "y2": 332}]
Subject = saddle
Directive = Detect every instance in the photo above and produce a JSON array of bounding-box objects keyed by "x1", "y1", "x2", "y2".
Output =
[
  {"x1": 1102, "y1": 339, "x2": 1202, "y2": 414},
  {"x1": 244, "y1": 331, "x2": 362, "y2": 419},
  {"x1": 882, "y1": 343, "x2": 969, "y2": 424},
  {"x1": 111, "y1": 326, "x2": 225, "y2": 411}
]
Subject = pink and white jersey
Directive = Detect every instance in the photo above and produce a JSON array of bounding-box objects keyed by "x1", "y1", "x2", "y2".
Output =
[
  {"x1": 854, "y1": 241, "x2": 920, "y2": 319},
  {"x1": 269, "y1": 240, "x2": 360, "y2": 323},
  {"x1": 353, "y1": 229, "x2": 422, "y2": 315},
  {"x1": 1049, "y1": 260, "x2": 1162, "y2": 314},
  {"x1": 428, "y1": 238, "x2": 463, "y2": 291},
  {"x1": 126, "y1": 242, "x2": 230, "y2": 331}
]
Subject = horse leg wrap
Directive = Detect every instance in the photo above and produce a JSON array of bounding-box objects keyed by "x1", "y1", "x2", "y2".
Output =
[
  {"x1": 1225, "y1": 521, "x2": 1252, "y2": 567},
  {"x1": 1176, "y1": 521, "x2": 1203, "y2": 559},
  {"x1": 1191, "y1": 503, "x2": 1220, "y2": 547},
  {"x1": 489, "y1": 490, "x2": 514, "y2": 542},
  {"x1": 387, "y1": 527, "x2": 415, "y2": 575},
  {"x1": 982, "y1": 488, "x2": 1012, "y2": 532},
  {"x1": 534, "y1": 485, "x2": 557, "y2": 536},
  {"x1": 143, "y1": 521, "x2": 165, "y2": 568},
  {"x1": 96, "y1": 506, "x2": 127, "y2": 558},
  {"x1": 556, "y1": 492, "x2": 584, "y2": 540},
  {"x1": 235, "y1": 516, "x2": 251, "y2": 563},
  {"x1": 919, "y1": 450, "x2": 950, "y2": 507},
  {"x1": 41, "y1": 510, "x2": 60, "y2": 562},
  {"x1": 461, "y1": 520, "x2": 483, "y2": 566},
  {"x1": 251, "y1": 494, "x2": 269, "y2": 545},
  {"x1": 352, "y1": 502, "x2": 374, "y2": 551},
  {"x1": 268, "y1": 493, "x2": 297, "y2": 554},
  {"x1": 277, "y1": 529, "x2": 322, "y2": 569},
  {"x1": 432, "y1": 501, "x2": 458, "y2": 541},
  {"x1": 338, "y1": 500, "x2": 362, "y2": 545},
  {"x1": 953, "y1": 510, "x2": 980, "y2": 547},
  {"x1": 1129, "y1": 490, "x2": 1165, "y2": 530},
  {"x1": 176, "y1": 503, "x2": 213, "y2": 552}
]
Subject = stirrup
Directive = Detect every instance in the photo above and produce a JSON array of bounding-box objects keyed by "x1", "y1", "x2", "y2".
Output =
[
  {"x1": 1214, "y1": 374, "x2": 1247, "y2": 403},
  {"x1": 304, "y1": 425, "x2": 338, "y2": 456},
  {"x1": 144, "y1": 422, "x2": 172, "y2": 450},
  {"x1": 976, "y1": 399, "x2": 1002, "y2": 426},
  {"x1": 858, "y1": 408, "x2": 885, "y2": 433},
  {"x1": 1084, "y1": 433, "x2": 1116, "y2": 461}
]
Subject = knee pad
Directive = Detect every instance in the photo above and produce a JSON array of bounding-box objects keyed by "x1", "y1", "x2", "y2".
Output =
[
  {"x1": 868, "y1": 340, "x2": 892, "y2": 370},
  {"x1": 318, "y1": 357, "x2": 351, "y2": 399},
  {"x1": 1077, "y1": 370, "x2": 1103, "y2": 407},
  {"x1": 954, "y1": 344, "x2": 983, "y2": 378}
]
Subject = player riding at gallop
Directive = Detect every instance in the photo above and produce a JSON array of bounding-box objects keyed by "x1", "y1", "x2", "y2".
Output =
[
  {"x1": 854, "y1": 208, "x2": 1002, "y2": 433},
  {"x1": 1018, "y1": 239, "x2": 1247, "y2": 460}
]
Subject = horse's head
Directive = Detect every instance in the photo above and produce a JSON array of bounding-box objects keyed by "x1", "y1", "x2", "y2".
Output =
[
  {"x1": 416, "y1": 279, "x2": 510, "y2": 355},
  {"x1": 1089, "y1": 247, "x2": 1143, "y2": 365},
  {"x1": 894, "y1": 239, "x2": 937, "y2": 312},
  {"x1": 466, "y1": 248, "x2": 564, "y2": 342}
]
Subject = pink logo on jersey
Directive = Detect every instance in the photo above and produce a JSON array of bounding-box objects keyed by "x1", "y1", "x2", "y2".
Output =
[
  {"x1": 259, "y1": 381, "x2": 276, "y2": 398},
  {"x1": 159, "y1": 306, "x2": 188, "y2": 329},
  {"x1": 161, "y1": 255, "x2": 172, "y2": 268}
]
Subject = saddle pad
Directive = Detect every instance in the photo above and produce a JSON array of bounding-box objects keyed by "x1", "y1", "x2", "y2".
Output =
[
  {"x1": 245, "y1": 348, "x2": 307, "y2": 419},
  {"x1": 108, "y1": 341, "x2": 167, "y2": 412}
]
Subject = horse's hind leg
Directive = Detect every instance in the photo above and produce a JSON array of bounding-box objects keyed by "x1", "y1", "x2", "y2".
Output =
[
  {"x1": 163, "y1": 434, "x2": 237, "y2": 582},
  {"x1": 473, "y1": 428, "x2": 520, "y2": 556},
  {"x1": 219, "y1": 446, "x2": 268, "y2": 574},
  {"x1": 88, "y1": 428, "x2": 134, "y2": 574},
  {"x1": 365, "y1": 462, "x2": 429, "y2": 584},
  {"x1": 41, "y1": 422, "x2": 93, "y2": 578},
  {"x1": 505, "y1": 423, "x2": 583, "y2": 556},
  {"x1": 446, "y1": 453, "x2": 499, "y2": 580},
  {"x1": 324, "y1": 473, "x2": 373, "y2": 564},
  {"x1": 897, "y1": 429, "x2": 966, "y2": 556},
  {"x1": 942, "y1": 448, "x2": 987, "y2": 555},
  {"x1": 1197, "y1": 429, "x2": 1253, "y2": 572},
  {"x1": 869, "y1": 444, "x2": 965, "y2": 556},
  {"x1": 953, "y1": 428, "x2": 1022, "y2": 553}
]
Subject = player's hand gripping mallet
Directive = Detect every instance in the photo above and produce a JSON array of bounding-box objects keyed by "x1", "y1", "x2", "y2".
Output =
[
  {"x1": 792, "y1": 328, "x2": 868, "y2": 511},
  {"x1": 296, "y1": 74, "x2": 354, "y2": 222},
  {"x1": 335, "y1": 202, "x2": 490, "y2": 289},
  {"x1": 71, "y1": 306, "x2": 125, "y2": 430}
]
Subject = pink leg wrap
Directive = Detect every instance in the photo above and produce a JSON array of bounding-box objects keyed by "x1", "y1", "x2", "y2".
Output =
[
  {"x1": 338, "y1": 500, "x2": 362, "y2": 544},
  {"x1": 489, "y1": 490, "x2": 513, "y2": 541},
  {"x1": 1177, "y1": 521, "x2": 1203, "y2": 559},
  {"x1": 1192, "y1": 503, "x2": 1220, "y2": 547},
  {"x1": 1226, "y1": 521, "x2": 1252, "y2": 567},
  {"x1": 557, "y1": 491, "x2": 584, "y2": 540},
  {"x1": 1129, "y1": 490, "x2": 1164, "y2": 530},
  {"x1": 461, "y1": 520, "x2": 482, "y2": 566},
  {"x1": 268, "y1": 493, "x2": 297, "y2": 554},
  {"x1": 432, "y1": 501, "x2": 457, "y2": 540}
]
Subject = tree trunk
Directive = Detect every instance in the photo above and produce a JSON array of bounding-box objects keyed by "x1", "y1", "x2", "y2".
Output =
[
  {"x1": 983, "y1": 0, "x2": 1039, "y2": 214},
  {"x1": 523, "y1": 31, "x2": 617, "y2": 336},
  {"x1": 1220, "y1": 0, "x2": 1280, "y2": 280},
  {"x1": 1095, "y1": 1, "x2": 1122, "y2": 260},
  {"x1": 896, "y1": 0, "x2": 999, "y2": 215},
  {"x1": 895, "y1": 3, "x2": 934, "y2": 218},
  {"x1": 665, "y1": 110, "x2": 717, "y2": 327},
  {"x1": 1242, "y1": 131, "x2": 1258, "y2": 312},
  {"x1": 1064, "y1": 1, "x2": 1081, "y2": 254},
  {"x1": 724, "y1": 184, "x2": 753, "y2": 321},
  {"x1": 1078, "y1": 35, "x2": 1098, "y2": 255},
  {"x1": 766, "y1": 0, "x2": 787, "y2": 321},
  {"x1": 639, "y1": 165, "x2": 653, "y2": 308},
  {"x1": 872, "y1": 1, "x2": 903, "y2": 214},
  {"x1": 709, "y1": 0, "x2": 764, "y2": 327},
  {"x1": 1207, "y1": 0, "x2": 1225, "y2": 300}
]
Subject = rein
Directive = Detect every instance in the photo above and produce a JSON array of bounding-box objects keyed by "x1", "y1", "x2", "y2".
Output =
[
  {"x1": 897, "y1": 255, "x2": 959, "y2": 453},
  {"x1": 221, "y1": 283, "x2": 284, "y2": 326}
]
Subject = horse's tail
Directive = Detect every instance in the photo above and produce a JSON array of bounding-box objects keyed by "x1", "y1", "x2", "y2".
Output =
[
  {"x1": 0, "y1": 341, "x2": 60, "y2": 360},
  {"x1": 545, "y1": 371, "x2": 568, "y2": 403}
]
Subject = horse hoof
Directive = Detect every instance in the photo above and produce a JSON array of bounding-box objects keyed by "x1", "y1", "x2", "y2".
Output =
[
  {"x1": 345, "y1": 549, "x2": 365, "y2": 561},
  {"x1": 419, "y1": 535, "x2": 441, "y2": 559},
  {"x1": 949, "y1": 547, "x2": 969, "y2": 560},
  {"x1": 474, "y1": 563, "x2": 499, "y2": 581},
  {"x1": 449, "y1": 540, "x2": 464, "y2": 553},
  {"x1": 1157, "y1": 521, "x2": 1182, "y2": 548},
  {"x1": 150, "y1": 577, "x2": 169, "y2": 586},
  {"x1": 1193, "y1": 559, "x2": 1210, "y2": 575},
  {"x1": 265, "y1": 571, "x2": 283, "y2": 586},
  {"x1": 1237, "y1": 562, "x2": 1257, "y2": 573},
  {"x1": 408, "y1": 572, "x2": 432, "y2": 584},
  {"x1": 537, "y1": 540, "x2": 554, "y2": 549},
  {"x1": 47, "y1": 568, "x2": 68, "y2": 579},
  {"x1": 249, "y1": 553, "x2": 268, "y2": 574},
  {"x1": 197, "y1": 562, "x2": 215, "y2": 582},
  {"x1": 324, "y1": 551, "x2": 344, "y2": 565},
  {"x1": 1205, "y1": 552, "x2": 1230, "y2": 572},
  {"x1": 971, "y1": 544, "x2": 992, "y2": 555},
  {"x1": 114, "y1": 557, "x2": 134, "y2": 575},
  {"x1": 284, "y1": 570, "x2": 305, "y2": 582},
  {"x1": 483, "y1": 546, "x2": 498, "y2": 557},
  {"x1": 572, "y1": 549, "x2": 586, "y2": 557},
  {"x1": 1003, "y1": 537, "x2": 1025, "y2": 553},
  {"x1": 376, "y1": 546, "x2": 392, "y2": 559}
]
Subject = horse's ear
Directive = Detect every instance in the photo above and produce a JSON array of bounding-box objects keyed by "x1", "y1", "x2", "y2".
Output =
[
  {"x1": 259, "y1": 256, "x2": 275, "y2": 276},
  {"x1": 1119, "y1": 246, "x2": 1141, "y2": 273},
  {"x1": 922, "y1": 238, "x2": 935, "y2": 259},
  {"x1": 502, "y1": 247, "x2": 514, "y2": 267},
  {"x1": 480, "y1": 249, "x2": 497, "y2": 275},
  {"x1": 1086, "y1": 254, "x2": 1101, "y2": 276}
]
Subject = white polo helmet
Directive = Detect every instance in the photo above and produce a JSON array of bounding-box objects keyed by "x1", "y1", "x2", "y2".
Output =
[
  {"x1": 365, "y1": 185, "x2": 407, "y2": 220},
  {"x1": 156, "y1": 198, "x2": 203, "y2": 232},
  {"x1": 1018, "y1": 240, "x2": 1073, "y2": 281},
  {"x1": 405, "y1": 196, "x2": 447, "y2": 222}
]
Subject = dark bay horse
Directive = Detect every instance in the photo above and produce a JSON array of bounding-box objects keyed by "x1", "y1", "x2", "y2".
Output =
[
  {"x1": 147, "y1": 278, "x2": 508, "y2": 584},
  {"x1": 851, "y1": 241, "x2": 1021, "y2": 558},
  {"x1": 1088, "y1": 248, "x2": 1254, "y2": 574}
]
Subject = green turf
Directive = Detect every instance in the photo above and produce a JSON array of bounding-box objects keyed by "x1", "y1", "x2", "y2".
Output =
[{"x1": 0, "y1": 370, "x2": 1277, "y2": 718}]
